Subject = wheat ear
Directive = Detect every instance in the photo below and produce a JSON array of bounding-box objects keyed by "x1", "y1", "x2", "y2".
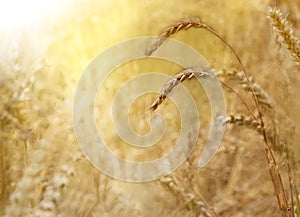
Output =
[
  {"x1": 267, "y1": 7, "x2": 300, "y2": 67},
  {"x1": 218, "y1": 69, "x2": 276, "y2": 111},
  {"x1": 151, "y1": 67, "x2": 256, "y2": 120},
  {"x1": 150, "y1": 67, "x2": 209, "y2": 112},
  {"x1": 145, "y1": 17, "x2": 260, "y2": 118},
  {"x1": 145, "y1": 17, "x2": 206, "y2": 56},
  {"x1": 160, "y1": 175, "x2": 217, "y2": 217}
]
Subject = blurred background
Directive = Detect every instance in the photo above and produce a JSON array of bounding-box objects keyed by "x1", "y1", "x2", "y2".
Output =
[{"x1": 0, "y1": 0, "x2": 299, "y2": 216}]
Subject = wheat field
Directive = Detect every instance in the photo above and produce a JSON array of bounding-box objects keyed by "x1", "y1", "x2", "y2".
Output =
[{"x1": 1, "y1": 0, "x2": 299, "y2": 216}]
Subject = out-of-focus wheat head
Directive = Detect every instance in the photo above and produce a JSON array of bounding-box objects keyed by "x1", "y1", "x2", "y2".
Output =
[{"x1": 267, "y1": 7, "x2": 300, "y2": 68}]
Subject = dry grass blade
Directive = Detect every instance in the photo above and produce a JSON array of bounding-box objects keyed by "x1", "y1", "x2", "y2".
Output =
[{"x1": 150, "y1": 67, "x2": 209, "y2": 112}]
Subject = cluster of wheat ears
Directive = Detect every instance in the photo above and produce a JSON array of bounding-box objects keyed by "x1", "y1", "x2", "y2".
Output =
[{"x1": 147, "y1": 8, "x2": 299, "y2": 217}]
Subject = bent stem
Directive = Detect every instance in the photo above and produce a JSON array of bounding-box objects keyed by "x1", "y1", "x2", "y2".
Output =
[{"x1": 147, "y1": 17, "x2": 291, "y2": 216}]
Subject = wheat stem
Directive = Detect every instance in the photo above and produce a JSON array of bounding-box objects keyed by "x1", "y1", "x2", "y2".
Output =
[
  {"x1": 147, "y1": 17, "x2": 291, "y2": 215},
  {"x1": 218, "y1": 69, "x2": 276, "y2": 111},
  {"x1": 218, "y1": 80, "x2": 257, "y2": 120}
]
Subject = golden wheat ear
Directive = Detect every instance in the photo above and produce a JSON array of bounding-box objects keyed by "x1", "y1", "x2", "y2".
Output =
[
  {"x1": 267, "y1": 7, "x2": 300, "y2": 67},
  {"x1": 145, "y1": 17, "x2": 205, "y2": 56},
  {"x1": 150, "y1": 67, "x2": 208, "y2": 112}
]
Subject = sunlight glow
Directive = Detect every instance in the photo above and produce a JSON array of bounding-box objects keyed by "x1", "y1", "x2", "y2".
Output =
[{"x1": 0, "y1": 0, "x2": 71, "y2": 32}]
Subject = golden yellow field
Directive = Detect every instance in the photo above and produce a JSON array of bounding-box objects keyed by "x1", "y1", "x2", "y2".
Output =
[{"x1": 1, "y1": 0, "x2": 299, "y2": 216}]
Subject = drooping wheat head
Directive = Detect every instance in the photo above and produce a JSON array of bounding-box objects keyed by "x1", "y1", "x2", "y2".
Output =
[
  {"x1": 145, "y1": 17, "x2": 206, "y2": 56},
  {"x1": 150, "y1": 67, "x2": 209, "y2": 112},
  {"x1": 147, "y1": 16, "x2": 294, "y2": 216}
]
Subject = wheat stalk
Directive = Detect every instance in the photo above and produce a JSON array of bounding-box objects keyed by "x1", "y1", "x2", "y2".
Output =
[
  {"x1": 147, "y1": 17, "x2": 291, "y2": 216},
  {"x1": 218, "y1": 69, "x2": 276, "y2": 111}
]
